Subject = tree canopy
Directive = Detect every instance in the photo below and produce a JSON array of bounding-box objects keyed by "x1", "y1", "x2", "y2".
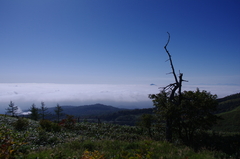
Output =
[
  {"x1": 55, "y1": 104, "x2": 63, "y2": 123},
  {"x1": 29, "y1": 103, "x2": 39, "y2": 121},
  {"x1": 6, "y1": 101, "x2": 18, "y2": 117},
  {"x1": 149, "y1": 88, "x2": 219, "y2": 143}
]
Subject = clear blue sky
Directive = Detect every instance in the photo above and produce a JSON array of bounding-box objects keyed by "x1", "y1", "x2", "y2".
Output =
[{"x1": 0, "y1": 0, "x2": 239, "y2": 86}]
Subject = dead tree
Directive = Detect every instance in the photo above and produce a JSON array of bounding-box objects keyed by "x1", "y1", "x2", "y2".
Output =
[{"x1": 163, "y1": 32, "x2": 187, "y2": 142}]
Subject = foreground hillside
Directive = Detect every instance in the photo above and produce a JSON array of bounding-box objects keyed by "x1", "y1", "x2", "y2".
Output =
[
  {"x1": 2, "y1": 93, "x2": 239, "y2": 158},
  {"x1": 0, "y1": 115, "x2": 232, "y2": 159}
]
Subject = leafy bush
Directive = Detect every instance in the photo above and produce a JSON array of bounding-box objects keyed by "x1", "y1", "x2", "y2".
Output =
[
  {"x1": 59, "y1": 115, "x2": 76, "y2": 129},
  {"x1": 40, "y1": 119, "x2": 61, "y2": 132},
  {"x1": 83, "y1": 141, "x2": 96, "y2": 152},
  {"x1": 81, "y1": 150, "x2": 105, "y2": 159},
  {"x1": 0, "y1": 124, "x2": 27, "y2": 158},
  {"x1": 35, "y1": 129, "x2": 49, "y2": 145},
  {"x1": 39, "y1": 119, "x2": 52, "y2": 131},
  {"x1": 13, "y1": 118, "x2": 29, "y2": 131},
  {"x1": 51, "y1": 122, "x2": 62, "y2": 132}
]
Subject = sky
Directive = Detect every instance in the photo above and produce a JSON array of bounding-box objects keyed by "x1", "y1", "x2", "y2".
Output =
[{"x1": 0, "y1": 0, "x2": 240, "y2": 113}]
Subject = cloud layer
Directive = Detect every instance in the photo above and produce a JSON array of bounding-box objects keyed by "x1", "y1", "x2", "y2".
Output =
[
  {"x1": 0, "y1": 83, "x2": 159, "y2": 113},
  {"x1": 0, "y1": 83, "x2": 239, "y2": 113}
]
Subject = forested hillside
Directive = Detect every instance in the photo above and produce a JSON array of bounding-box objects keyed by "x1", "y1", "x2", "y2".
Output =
[
  {"x1": 213, "y1": 106, "x2": 240, "y2": 132},
  {"x1": 46, "y1": 103, "x2": 123, "y2": 117},
  {"x1": 216, "y1": 93, "x2": 240, "y2": 113}
]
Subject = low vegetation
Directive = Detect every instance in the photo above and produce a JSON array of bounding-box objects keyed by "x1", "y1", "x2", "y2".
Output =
[
  {"x1": 0, "y1": 113, "x2": 239, "y2": 159},
  {"x1": 2, "y1": 92, "x2": 240, "y2": 159}
]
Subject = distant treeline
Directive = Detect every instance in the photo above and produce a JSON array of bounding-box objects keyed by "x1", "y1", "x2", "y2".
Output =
[{"x1": 83, "y1": 108, "x2": 154, "y2": 126}]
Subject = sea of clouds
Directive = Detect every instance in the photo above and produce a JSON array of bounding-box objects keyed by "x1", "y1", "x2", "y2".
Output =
[
  {"x1": 0, "y1": 83, "x2": 239, "y2": 114},
  {"x1": 0, "y1": 83, "x2": 159, "y2": 114}
]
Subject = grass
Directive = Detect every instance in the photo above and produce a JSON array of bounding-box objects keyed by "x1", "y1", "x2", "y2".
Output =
[
  {"x1": 0, "y1": 115, "x2": 237, "y2": 159},
  {"x1": 21, "y1": 140, "x2": 218, "y2": 159}
]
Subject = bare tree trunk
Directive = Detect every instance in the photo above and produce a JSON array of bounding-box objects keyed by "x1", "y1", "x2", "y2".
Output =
[{"x1": 163, "y1": 32, "x2": 187, "y2": 142}]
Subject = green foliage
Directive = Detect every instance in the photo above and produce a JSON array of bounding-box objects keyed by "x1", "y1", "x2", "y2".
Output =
[
  {"x1": 34, "y1": 128, "x2": 60, "y2": 146},
  {"x1": 1, "y1": 111, "x2": 239, "y2": 158},
  {"x1": 39, "y1": 119, "x2": 61, "y2": 132},
  {"x1": 192, "y1": 131, "x2": 240, "y2": 157},
  {"x1": 139, "y1": 114, "x2": 155, "y2": 137},
  {"x1": 81, "y1": 150, "x2": 105, "y2": 159},
  {"x1": 49, "y1": 151, "x2": 66, "y2": 159},
  {"x1": 13, "y1": 118, "x2": 29, "y2": 131},
  {"x1": 83, "y1": 141, "x2": 96, "y2": 151},
  {"x1": 59, "y1": 115, "x2": 76, "y2": 129},
  {"x1": 217, "y1": 93, "x2": 240, "y2": 113},
  {"x1": 179, "y1": 89, "x2": 219, "y2": 141},
  {"x1": 211, "y1": 93, "x2": 240, "y2": 132},
  {"x1": 213, "y1": 106, "x2": 240, "y2": 132},
  {"x1": 0, "y1": 124, "x2": 27, "y2": 158},
  {"x1": 149, "y1": 90, "x2": 172, "y2": 120},
  {"x1": 25, "y1": 139, "x2": 218, "y2": 159},
  {"x1": 55, "y1": 104, "x2": 63, "y2": 123},
  {"x1": 29, "y1": 103, "x2": 39, "y2": 121},
  {"x1": 39, "y1": 119, "x2": 52, "y2": 131},
  {"x1": 40, "y1": 101, "x2": 48, "y2": 120},
  {"x1": 56, "y1": 106, "x2": 154, "y2": 126},
  {"x1": 149, "y1": 88, "x2": 220, "y2": 144},
  {"x1": 140, "y1": 114, "x2": 154, "y2": 129}
]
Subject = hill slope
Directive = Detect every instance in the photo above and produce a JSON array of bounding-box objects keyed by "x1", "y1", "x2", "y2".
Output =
[
  {"x1": 216, "y1": 93, "x2": 240, "y2": 113},
  {"x1": 47, "y1": 103, "x2": 124, "y2": 117},
  {"x1": 212, "y1": 93, "x2": 240, "y2": 132},
  {"x1": 213, "y1": 106, "x2": 240, "y2": 132}
]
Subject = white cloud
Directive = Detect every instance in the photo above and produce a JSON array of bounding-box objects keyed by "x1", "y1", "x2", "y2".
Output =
[
  {"x1": 182, "y1": 84, "x2": 240, "y2": 98},
  {"x1": 15, "y1": 106, "x2": 32, "y2": 115},
  {"x1": 0, "y1": 83, "x2": 239, "y2": 113},
  {"x1": 0, "y1": 83, "x2": 159, "y2": 112}
]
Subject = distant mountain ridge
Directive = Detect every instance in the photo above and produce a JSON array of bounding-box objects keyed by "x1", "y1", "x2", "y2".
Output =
[
  {"x1": 47, "y1": 103, "x2": 126, "y2": 117},
  {"x1": 44, "y1": 93, "x2": 240, "y2": 118}
]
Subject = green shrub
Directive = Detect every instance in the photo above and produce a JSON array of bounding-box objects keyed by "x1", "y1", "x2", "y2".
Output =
[
  {"x1": 68, "y1": 140, "x2": 83, "y2": 150},
  {"x1": 0, "y1": 124, "x2": 27, "y2": 158},
  {"x1": 34, "y1": 129, "x2": 60, "y2": 146},
  {"x1": 13, "y1": 117, "x2": 29, "y2": 131},
  {"x1": 35, "y1": 129, "x2": 49, "y2": 145},
  {"x1": 48, "y1": 136, "x2": 59, "y2": 145},
  {"x1": 39, "y1": 119, "x2": 61, "y2": 132},
  {"x1": 83, "y1": 141, "x2": 96, "y2": 151},
  {"x1": 59, "y1": 115, "x2": 76, "y2": 129},
  {"x1": 51, "y1": 122, "x2": 62, "y2": 132},
  {"x1": 82, "y1": 150, "x2": 105, "y2": 159},
  {"x1": 39, "y1": 119, "x2": 52, "y2": 131}
]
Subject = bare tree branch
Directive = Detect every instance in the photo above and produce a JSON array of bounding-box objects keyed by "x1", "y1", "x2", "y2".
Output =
[
  {"x1": 164, "y1": 32, "x2": 178, "y2": 85},
  {"x1": 164, "y1": 32, "x2": 180, "y2": 101}
]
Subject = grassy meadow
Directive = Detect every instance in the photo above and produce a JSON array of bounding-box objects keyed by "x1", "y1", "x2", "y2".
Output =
[
  {"x1": 1, "y1": 93, "x2": 240, "y2": 159},
  {"x1": 0, "y1": 114, "x2": 237, "y2": 159}
]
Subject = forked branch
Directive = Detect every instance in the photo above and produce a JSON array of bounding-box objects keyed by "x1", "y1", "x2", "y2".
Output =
[
  {"x1": 164, "y1": 32, "x2": 180, "y2": 100},
  {"x1": 163, "y1": 32, "x2": 188, "y2": 102}
]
